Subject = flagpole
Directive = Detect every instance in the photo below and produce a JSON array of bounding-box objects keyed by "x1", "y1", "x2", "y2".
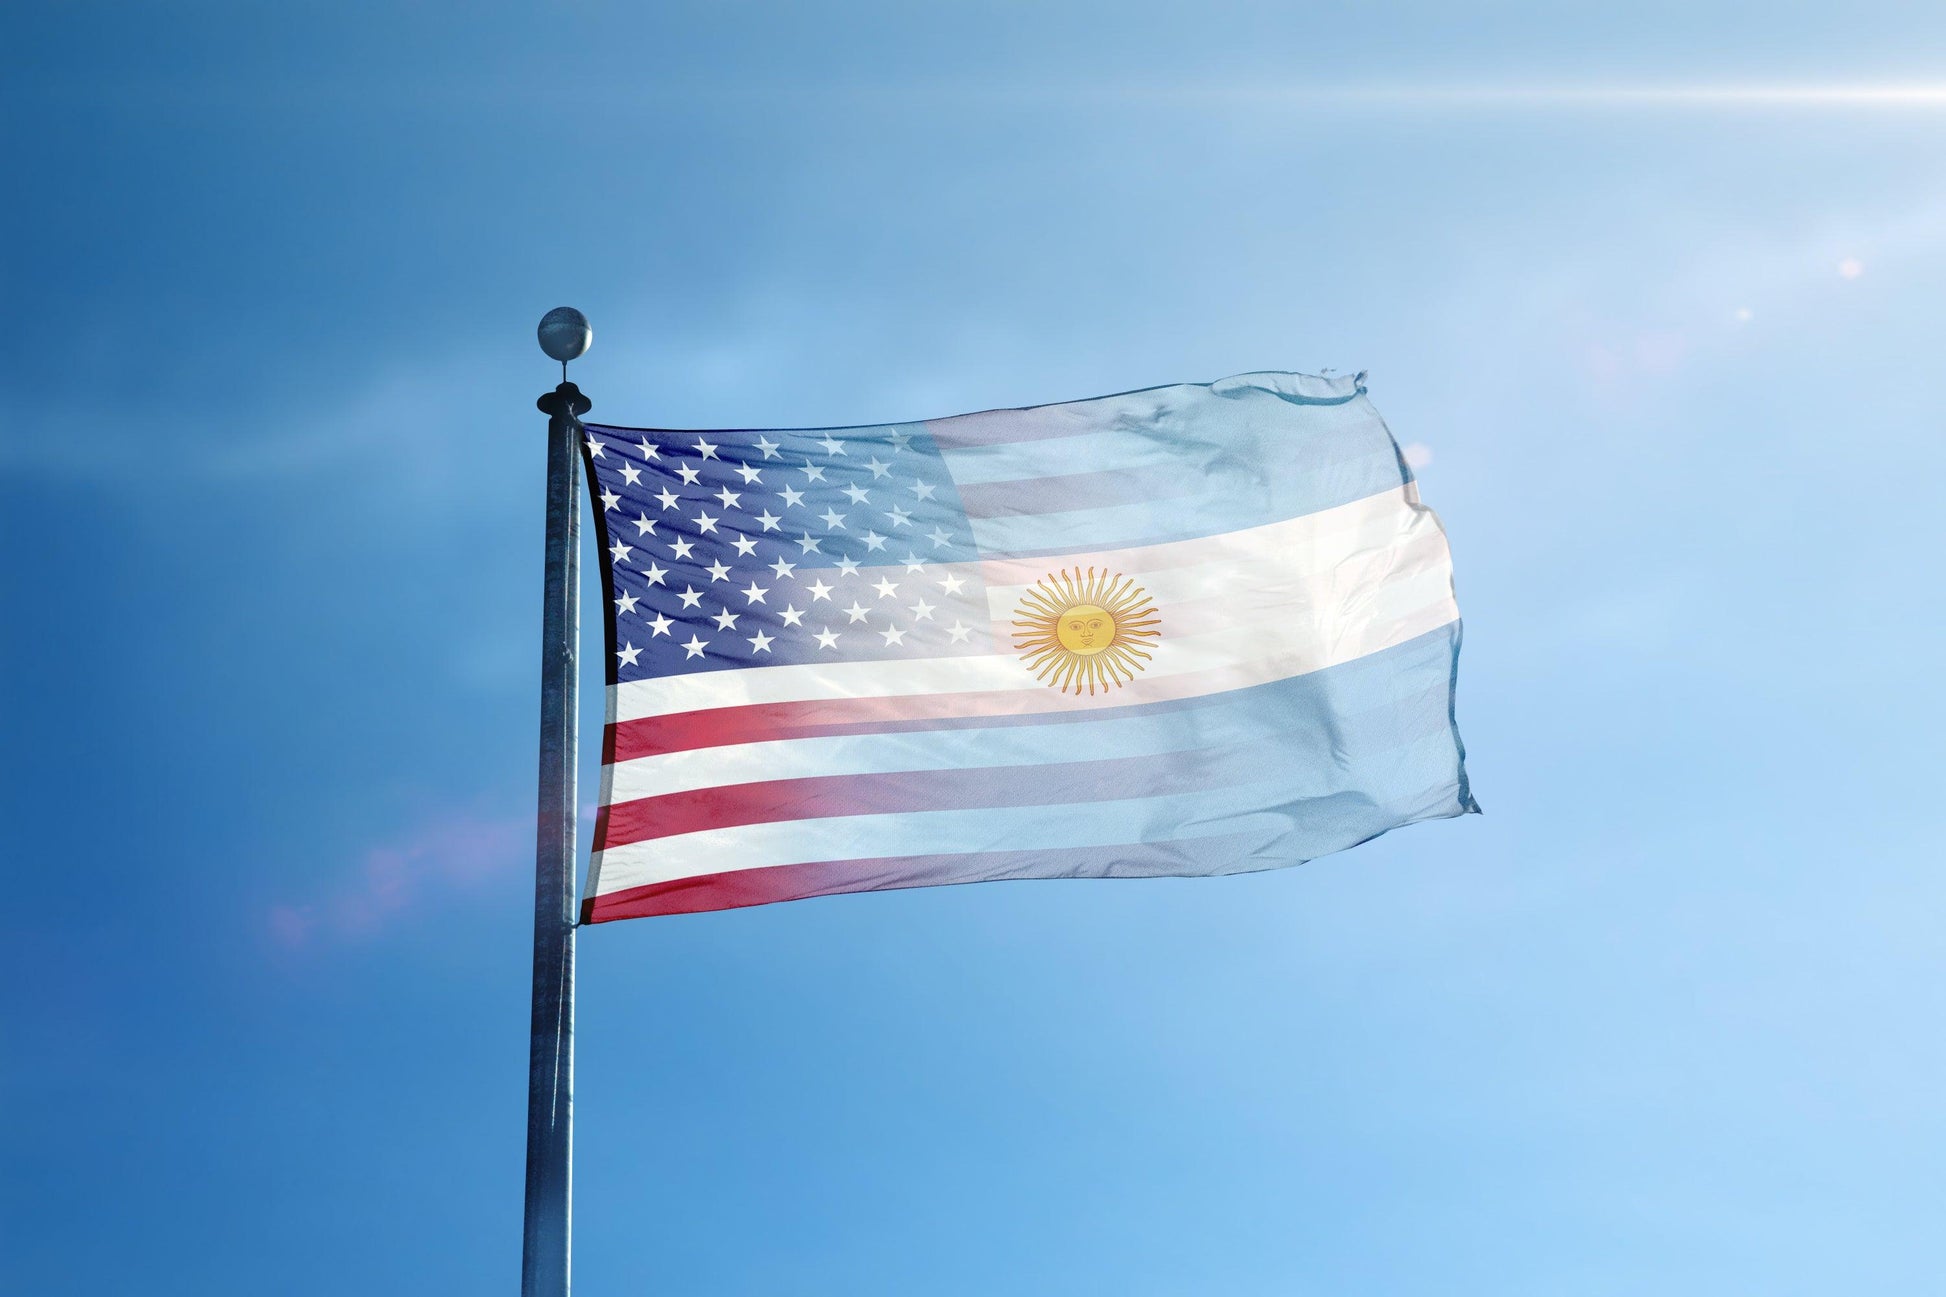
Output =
[{"x1": 524, "y1": 308, "x2": 592, "y2": 1297}]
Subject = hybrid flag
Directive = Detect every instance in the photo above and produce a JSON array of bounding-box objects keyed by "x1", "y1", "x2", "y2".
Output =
[{"x1": 577, "y1": 372, "x2": 1474, "y2": 921}]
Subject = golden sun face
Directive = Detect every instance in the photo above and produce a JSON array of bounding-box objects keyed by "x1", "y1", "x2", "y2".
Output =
[{"x1": 1013, "y1": 568, "x2": 1160, "y2": 695}]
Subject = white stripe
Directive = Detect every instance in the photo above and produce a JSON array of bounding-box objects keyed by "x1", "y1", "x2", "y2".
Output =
[
  {"x1": 981, "y1": 514, "x2": 1452, "y2": 631},
  {"x1": 608, "y1": 576, "x2": 1457, "y2": 807},
  {"x1": 972, "y1": 481, "x2": 1424, "y2": 587},
  {"x1": 604, "y1": 561, "x2": 1453, "y2": 733},
  {"x1": 612, "y1": 486, "x2": 1447, "y2": 722},
  {"x1": 606, "y1": 592, "x2": 1454, "y2": 803}
]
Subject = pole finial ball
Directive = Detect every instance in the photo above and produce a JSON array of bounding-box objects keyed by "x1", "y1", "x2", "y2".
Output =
[{"x1": 538, "y1": 307, "x2": 592, "y2": 364}]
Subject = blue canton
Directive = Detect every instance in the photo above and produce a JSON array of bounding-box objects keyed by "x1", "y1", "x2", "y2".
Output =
[{"x1": 582, "y1": 422, "x2": 993, "y2": 683}]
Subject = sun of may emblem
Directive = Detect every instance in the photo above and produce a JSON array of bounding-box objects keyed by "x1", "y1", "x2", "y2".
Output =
[{"x1": 1012, "y1": 567, "x2": 1161, "y2": 695}]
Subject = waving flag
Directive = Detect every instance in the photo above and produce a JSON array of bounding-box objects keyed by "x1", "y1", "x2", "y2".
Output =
[{"x1": 577, "y1": 372, "x2": 1474, "y2": 921}]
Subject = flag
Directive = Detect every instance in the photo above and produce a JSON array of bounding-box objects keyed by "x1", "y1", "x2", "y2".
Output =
[{"x1": 576, "y1": 371, "x2": 1474, "y2": 921}]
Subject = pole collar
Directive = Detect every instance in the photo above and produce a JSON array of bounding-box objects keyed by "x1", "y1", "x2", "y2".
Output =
[{"x1": 537, "y1": 381, "x2": 592, "y2": 419}]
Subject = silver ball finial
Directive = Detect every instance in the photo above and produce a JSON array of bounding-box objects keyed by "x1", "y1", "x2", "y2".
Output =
[{"x1": 538, "y1": 307, "x2": 592, "y2": 365}]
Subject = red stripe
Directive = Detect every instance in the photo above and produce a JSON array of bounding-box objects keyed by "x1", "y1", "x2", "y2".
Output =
[
  {"x1": 597, "y1": 753, "x2": 1113, "y2": 847},
  {"x1": 955, "y1": 466, "x2": 1193, "y2": 518},
  {"x1": 580, "y1": 833, "x2": 1260, "y2": 921},
  {"x1": 606, "y1": 690, "x2": 1056, "y2": 761},
  {"x1": 594, "y1": 743, "x2": 1239, "y2": 851},
  {"x1": 585, "y1": 858, "x2": 857, "y2": 919},
  {"x1": 919, "y1": 387, "x2": 1210, "y2": 449}
]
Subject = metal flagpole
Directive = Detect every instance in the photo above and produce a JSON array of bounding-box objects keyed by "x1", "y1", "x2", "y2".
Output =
[{"x1": 524, "y1": 307, "x2": 592, "y2": 1297}]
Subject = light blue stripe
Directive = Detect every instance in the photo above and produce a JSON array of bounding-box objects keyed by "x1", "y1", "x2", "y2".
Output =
[
  {"x1": 943, "y1": 375, "x2": 1410, "y2": 556},
  {"x1": 637, "y1": 717, "x2": 1468, "y2": 878},
  {"x1": 600, "y1": 623, "x2": 1473, "y2": 886}
]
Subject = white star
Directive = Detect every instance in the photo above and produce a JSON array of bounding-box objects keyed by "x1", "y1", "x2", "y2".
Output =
[
  {"x1": 872, "y1": 576, "x2": 899, "y2": 599},
  {"x1": 927, "y1": 526, "x2": 952, "y2": 548},
  {"x1": 617, "y1": 641, "x2": 640, "y2": 666},
  {"x1": 669, "y1": 536, "x2": 696, "y2": 560},
  {"x1": 879, "y1": 623, "x2": 907, "y2": 646},
  {"x1": 681, "y1": 634, "x2": 708, "y2": 659},
  {"x1": 741, "y1": 581, "x2": 769, "y2": 605},
  {"x1": 632, "y1": 513, "x2": 657, "y2": 536},
  {"x1": 585, "y1": 436, "x2": 605, "y2": 459},
  {"x1": 731, "y1": 535, "x2": 758, "y2": 557},
  {"x1": 711, "y1": 608, "x2": 740, "y2": 630},
  {"x1": 655, "y1": 487, "x2": 680, "y2": 511},
  {"x1": 735, "y1": 463, "x2": 762, "y2": 484},
  {"x1": 818, "y1": 434, "x2": 847, "y2": 456},
  {"x1": 910, "y1": 479, "x2": 937, "y2": 500},
  {"x1": 800, "y1": 462, "x2": 827, "y2": 483},
  {"x1": 768, "y1": 556, "x2": 797, "y2": 579},
  {"x1": 619, "y1": 462, "x2": 642, "y2": 486},
  {"x1": 796, "y1": 533, "x2": 822, "y2": 553},
  {"x1": 615, "y1": 591, "x2": 639, "y2": 615},
  {"x1": 819, "y1": 507, "x2": 847, "y2": 530},
  {"x1": 860, "y1": 530, "x2": 887, "y2": 552},
  {"x1": 938, "y1": 572, "x2": 965, "y2": 594},
  {"x1": 706, "y1": 560, "x2": 732, "y2": 582},
  {"x1": 694, "y1": 510, "x2": 719, "y2": 534},
  {"x1": 778, "y1": 604, "x2": 805, "y2": 627},
  {"x1": 714, "y1": 486, "x2": 742, "y2": 509},
  {"x1": 747, "y1": 629, "x2": 775, "y2": 653},
  {"x1": 908, "y1": 598, "x2": 936, "y2": 621},
  {"x1": 675, "y1": 463, "x2": 701, "y2": 485},
  {"x1": 677, "y1": 585, "x2": 704, "y2": 609},
  {"x1": 754, "y1": 435, "x2": 781, "y2": 460},
  {"x1": 813, "y1": 627, "x2": 841, "y2": 650},
  {"x1": 637, "y1": 438, "x2": 659, "y2": 461},
  {"x1": 648, "y1": 613, "x2": 673, "y2": 637},
  {"x1": 778, "y1": 485, "x2": 806, "y2": 509},
  {"x1": 842, "y1": 483, "x2": 870, "y2": 505},
  {"x1": 600, "y1": 489, "x2": 620, "y2": 511},
  {"x1": 902, "y1": 552, "x2": 925, "y2": 572},
  {"x1": 889, "y1": 429, "x2": 911, "y2": 449},
  {"x1": 806, "y1": 578, "x2": 833, "y2": 601},
  {"x1": 609, "y1": 541, "x2": 633, "y2": 563},
  {"x1": 946, "y1": 621, "x2": 972, "y2": 644},
  {"x1": 643, "y1": 562, "x2": 668, "y2": 586},
  {"x1": 843, "y1": 601, "x2": 870, "y2": 623},
  {"x1": 695, "y1": 437, "x2": 719, "y2": 460},
  {"x1": 834, "y1": 556, "x2": 861, "y2": 577},
  {"x1": 864, "y1": 457, "x2": 891, "y2": 479},
  {"x1": 755, "y1": 510, "x2": 781, "y2": 532},
  {"x1": 887, "y1": 506, "x2": 912, "y2": 528}
]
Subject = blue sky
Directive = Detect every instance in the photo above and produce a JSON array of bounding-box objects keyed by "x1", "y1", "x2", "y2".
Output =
[{"x1": 5, "y1": 3, "x2": 1945, "y2": 1293}]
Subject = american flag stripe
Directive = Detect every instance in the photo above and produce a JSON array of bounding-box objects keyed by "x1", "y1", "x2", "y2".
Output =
[
  {"x1": 587, "y1": 835, "x2": 1278, "y2": 922},
  {"x1": 606, "y1": 670, "x2": 1449, "y2": 803},
  {"x1": 585, "y1": 626, "x2": 1466, "y2": 910},
  {"x1": 577, "y1": 371, "x2": 1473, "y2": 920},
  {"x1": 599, "y1": 672, "x2": 1456, "y2": 845}
]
